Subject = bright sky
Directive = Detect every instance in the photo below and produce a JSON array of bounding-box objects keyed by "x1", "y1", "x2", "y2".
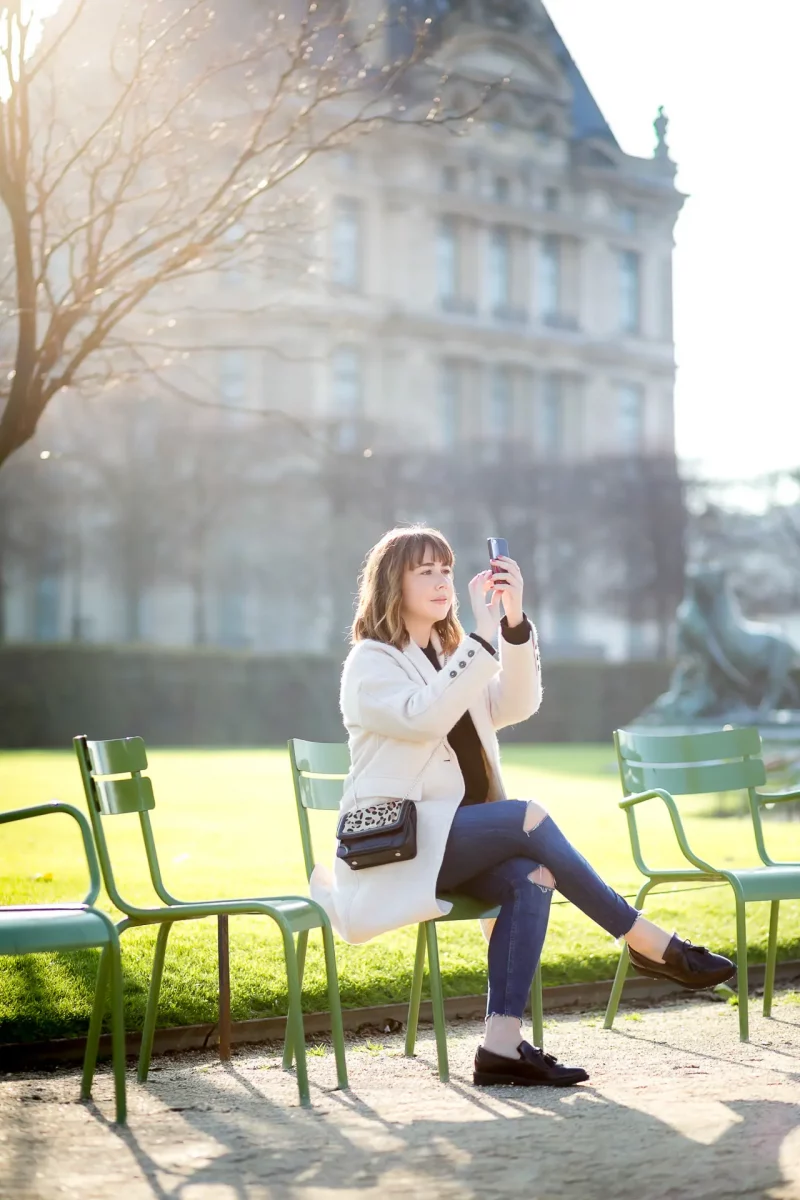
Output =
[
  {"x1": 0, "y1": 0, "x2": 62, "y2": 101},
  {"x1": 546, "y1": 0, "x2": 799, "y2": 480}
]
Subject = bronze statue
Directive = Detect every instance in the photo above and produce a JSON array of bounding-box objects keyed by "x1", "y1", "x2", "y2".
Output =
[{"x1": 637, "y1": 565, "x2": 800, "y2": 725}]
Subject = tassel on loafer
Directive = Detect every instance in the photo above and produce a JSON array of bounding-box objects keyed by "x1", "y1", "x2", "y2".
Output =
[
  {"x1": 473, "y1": 1040, "x2": 589, "y2": 1088},
  {"x1": 628, "y1": 935, "x2": 735, "y2": 991}
]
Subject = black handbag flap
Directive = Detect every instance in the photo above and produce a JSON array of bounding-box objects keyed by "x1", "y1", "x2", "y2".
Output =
[{"x1": 337, "y1": 798, "x2": 413, "y2": 843}]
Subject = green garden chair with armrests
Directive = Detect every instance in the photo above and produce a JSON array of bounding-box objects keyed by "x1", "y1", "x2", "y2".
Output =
[
  {"x1": 286, "y1": 739, "x2": 544, "y2": 1083},
  {"x1": 0, "y1": 802, "x2": 127, "y2": 1123},
  {"x1": 603, "y1": 726, "x2": 800, "y2": 1042},
  {"x1": 74, "y1": 734, "x2": 348, "y2": 1106}
]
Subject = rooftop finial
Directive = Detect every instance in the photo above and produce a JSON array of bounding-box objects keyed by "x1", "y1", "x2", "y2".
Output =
[{"x1": 654, "y1": 105, "x2": 670, "y2": 159}]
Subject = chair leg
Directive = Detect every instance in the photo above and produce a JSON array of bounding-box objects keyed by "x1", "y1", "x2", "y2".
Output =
[
  {"x1": 424, "y1": 921, "x2": 449, "y2": 1083},
  {"x1": 530, "y1": 961, "x2": 544, "y2": 1049},
  {"x1": 280, "y1": 924, "x2": 310, "y2": 1106},
  {"x1": 764, "y1": 900, "x2": 780, "y2": 1018},
  {"x1": 735, "y1": 897, "x2": 749, "y2": 1042},
  {"x1": 107, "y1": 937, "x2": 128, "y2": 1124},
  {"x1": 405, "y1": 923, "x2": 427, "y2": 1058},
  {"x1": 81, "y1": 946, "x2": 111, "y2": 1101},
  {"x1": 320, "y1": 923, "x2": 349, "y2": 1090},
  {"x1": 282, "y1": 930, "x2": 310, "y2": 1070},
  {"x1": 603, "y1": 946, "x2": 630, "y2": 1031},
  {"x1": 603, "y1": 882, "x2": 653, "y2": 1030},
  {"x1": 217, "y1": 915, "x2": 231, "y2": 1062},
  {"x1": 138, "y1": 923, "x2": 172, "y2": 1082}
]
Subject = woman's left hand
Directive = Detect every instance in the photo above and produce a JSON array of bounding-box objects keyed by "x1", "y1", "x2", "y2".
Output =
[{"x1": 490, "y1": 556, "x2": 524, "y2": 627}]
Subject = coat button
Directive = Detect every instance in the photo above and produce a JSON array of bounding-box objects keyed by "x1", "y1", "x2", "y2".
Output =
[
  {"x1": 449, "y1": 669, "x2": 457, "y2": 678},
  {"x1": 467, "y1": 649, "x2": 475, "y2": 657},
  {"x1": 458, "y1": 661, "x2": 466, "y2": 668}
]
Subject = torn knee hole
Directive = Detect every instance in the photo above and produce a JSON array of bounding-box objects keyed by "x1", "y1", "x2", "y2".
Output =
[
  {"x1": 523, "y1": 800, "x2": 548, "y2": 834},
  {"x1": 528, "y1": 866, "x2": 555, "y2": 890}
]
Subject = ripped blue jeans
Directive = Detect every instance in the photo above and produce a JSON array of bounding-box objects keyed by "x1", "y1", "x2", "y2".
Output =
[{"x1": 436, "y1": 800, "x2": 640, "y2": 1019}]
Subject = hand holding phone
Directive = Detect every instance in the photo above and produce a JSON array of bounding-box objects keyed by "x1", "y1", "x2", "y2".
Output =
[{"x1": 487, "y1": 537, "x2": 509, "y2": 585}]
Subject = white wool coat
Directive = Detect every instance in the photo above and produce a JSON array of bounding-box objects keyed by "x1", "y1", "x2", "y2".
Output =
[{"x1": 309, "y1": 625, "x2": 542, "y2": 944}]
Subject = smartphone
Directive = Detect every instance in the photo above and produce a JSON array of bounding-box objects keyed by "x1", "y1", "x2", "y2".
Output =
[{"x1": 487, "y1": 538, "x2": 509, "y2": 583}]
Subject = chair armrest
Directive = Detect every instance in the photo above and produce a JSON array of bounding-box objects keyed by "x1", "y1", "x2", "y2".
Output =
[
  {"x1": 754, "y1": 788, "x2": 800, "y2": 805},
  {"x1": 619, "y1": 788, "x2": 673, "y2": 810},
  {"x1": 0, "y1": 802, "x2": 101, "y2": 905},
  {"x1": 750, "y1": 789, "x2": 800, "y2": 866},
  {"x1": 619, "y1": 789, "x2": 717, "y2": 875}
]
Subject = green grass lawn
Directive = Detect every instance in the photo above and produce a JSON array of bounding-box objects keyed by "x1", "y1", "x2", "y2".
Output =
[{"x1": 2, "y1": 744, "x2": 800, "y2": 1044}]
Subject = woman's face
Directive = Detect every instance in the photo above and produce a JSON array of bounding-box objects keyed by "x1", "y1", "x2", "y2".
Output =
[{"x1": 401, "y1": 554, "x2": 454, "y2": 628}]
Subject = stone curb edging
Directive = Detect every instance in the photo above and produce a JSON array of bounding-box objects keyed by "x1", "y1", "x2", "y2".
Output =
[{"x1": 4, "y1": 959, "x2": 800, "y2": 1072}]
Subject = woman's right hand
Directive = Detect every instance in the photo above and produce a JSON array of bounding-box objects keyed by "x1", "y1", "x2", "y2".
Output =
[{"x1": 468, "y1": 570, "x2": 503, "y2": 644}]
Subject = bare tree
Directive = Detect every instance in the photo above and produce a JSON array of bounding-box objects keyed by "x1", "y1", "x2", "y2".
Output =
[
  {"x1": 591, "y1": 456, "x2": 686, "y2": 657},
  {"x1": 0, "y1": 0, "x2": 487, "y2": 467}
]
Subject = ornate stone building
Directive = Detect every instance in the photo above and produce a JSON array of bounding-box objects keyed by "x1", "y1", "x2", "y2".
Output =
[
  {"x1": 3, "y1": 0, "x2": 684, "y2": 659},
  {"x1": 308, "y1": 0, "x2": 681, "y2": 468}
]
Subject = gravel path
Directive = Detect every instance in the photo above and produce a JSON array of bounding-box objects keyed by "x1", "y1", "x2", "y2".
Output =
[{"x1": 3, "y1": 990, "x2": 800, "y2": 1200}]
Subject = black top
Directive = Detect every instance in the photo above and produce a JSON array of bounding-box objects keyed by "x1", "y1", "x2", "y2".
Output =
[{"x1": 422, "y1": 617, "x2": 534, "y2": 807}]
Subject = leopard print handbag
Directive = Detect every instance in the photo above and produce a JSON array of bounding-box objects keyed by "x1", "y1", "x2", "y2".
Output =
[{"x1": 336, "y1": 742, "x2": 444, "y2": 871}]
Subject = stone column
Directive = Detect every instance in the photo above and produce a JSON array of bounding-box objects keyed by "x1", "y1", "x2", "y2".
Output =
[
  {"x1": 580, "y1": 237, "x2": 607, "y2": 337},
  {"x1": 461, "y1": 219, "x2": 482, "y2": 313},
  {"x1": 510, "y1": 228, "x2": 531, "y2": 317}
]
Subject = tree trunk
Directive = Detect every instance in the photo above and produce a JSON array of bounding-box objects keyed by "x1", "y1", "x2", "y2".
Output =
[
  {"x1": 0, "y1": 545, "x2": 6, "y2": 643},
  {"x1": 123, "y1": 587, "x2": 142, "y2": 642},
  {"x1": 192, "y1": 568, "x2": 208, "y2": 646}
]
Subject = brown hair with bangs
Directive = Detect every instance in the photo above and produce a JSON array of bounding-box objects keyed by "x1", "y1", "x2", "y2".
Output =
[{"x1": 351, "y1": 525, "x2": 465, "y2": 655}]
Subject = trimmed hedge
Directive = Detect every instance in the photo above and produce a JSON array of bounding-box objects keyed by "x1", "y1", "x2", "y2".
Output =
[{"x1": 0, "y1": 644, "x2": 672, "y2": 748}]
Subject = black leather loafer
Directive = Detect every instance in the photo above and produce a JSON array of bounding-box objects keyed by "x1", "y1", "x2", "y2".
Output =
[
  {"x1": 473, "y1": 1041, "x2": 589, "y2": 1088},
  {"x1": 629, "y1": 935, "x2": 735, "y2": 991}
]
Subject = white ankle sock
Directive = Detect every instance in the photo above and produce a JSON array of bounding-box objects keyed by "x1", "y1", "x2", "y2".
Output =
[
  {"x1": 483, "y1": 1014, "x2": 523, "y2": 1059},
  {"x1": 624, "y1": 915, "x2": 674, "y2": 964}
]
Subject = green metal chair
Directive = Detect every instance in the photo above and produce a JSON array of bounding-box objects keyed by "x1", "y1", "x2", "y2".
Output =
[
  {"x1": 74, "y1": 734, "x2": 348, "y2": 1106},
  {"x1": 287, "y1": 739, "x2": 544, "y2": 1082},
  {"x1": 603, "y1": 726, "x2": 800, "y2": 1042},
  {"x1": 0, "y1": 802, "x2": 127, "y2": 1123}
]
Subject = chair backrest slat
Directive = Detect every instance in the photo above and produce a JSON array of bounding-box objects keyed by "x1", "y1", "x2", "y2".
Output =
[
  {"x1": 74, "y1": 734, "x2": 171, "y2": 915},
  {"x1": 616, "y1": 725, "x2": 766, "y2": 797},
  {"x1": 288, "y1": 739, "x2": 349, "y2": 882},
  {"x1": 291, "y1": 739, "x2": 350, "y2": 781},
  {"x1": 86, "y1": 737, "x2": 148, "y2": 776},
  {"x1": 291, "y1": 739, "x2": 349, "y2": 812},
  {"x1": 621, "y1": 756, "x2": 766, "y2": 797},
  {"x1": 616, "y1": 726, "x2": 761, "y2": 765},
  {"x1": 297, "y1": 775, "x2": 347, "y2": 812},
  {"x1": 94, "y1": 775, "x2": 156, "y2": 817}
]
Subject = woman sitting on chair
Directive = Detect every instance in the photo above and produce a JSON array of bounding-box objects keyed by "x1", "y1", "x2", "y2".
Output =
[{"x1": 310, "y1": 525, "x2": 735, "y2": 1087}]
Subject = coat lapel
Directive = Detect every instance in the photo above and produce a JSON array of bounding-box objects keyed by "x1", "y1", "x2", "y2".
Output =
[
  {"x1": 408, "y1": 632, "x2": 494, "y2": 738},
  {"x1": 402, "y1": 637, "x2": 440, "y2": 683}
]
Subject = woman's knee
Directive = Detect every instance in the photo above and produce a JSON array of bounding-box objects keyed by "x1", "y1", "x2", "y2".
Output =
[
  {"x1": 528, "y1": 864, "x2": 556, "y2": 890},
  {"x1": 523, "y1": 799, "x2": 549, "y2": 833},
  {"x1": 498, "y1": 856, "x2": 555, "y2": 896}
]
